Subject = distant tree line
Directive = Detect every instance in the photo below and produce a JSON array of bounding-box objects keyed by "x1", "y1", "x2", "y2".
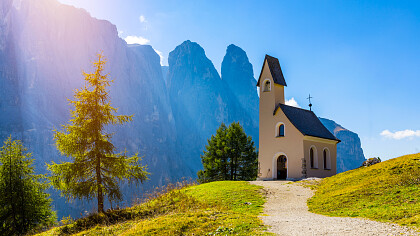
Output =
[{"x1": 197, "y1": 122, "x2": 258, "y2": 183}]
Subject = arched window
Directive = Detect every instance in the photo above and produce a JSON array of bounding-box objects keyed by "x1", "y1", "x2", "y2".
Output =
[
  {"x1": 279, "y1": 124, "x2": 284, "y2": 136},
  {"x1": 263, "y1": 79, "x2": 271, "y2": 92},
  {"x1": 323, "y1": 148, "x2": 331, "y2": 170},
  {"x1": 310, "y1": 148, "x2": 314, "y2": 168},
  {"x1": 275, "y1": 122, "x2": 285, "y2": 137},
  {"x1": 310, "y1": 146, "x2": 318, "y2": 169}
]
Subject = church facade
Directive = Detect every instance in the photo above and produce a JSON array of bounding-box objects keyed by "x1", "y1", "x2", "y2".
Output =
[{"x1": 257, "y1": 55, "x2": 340, "y2": 180}]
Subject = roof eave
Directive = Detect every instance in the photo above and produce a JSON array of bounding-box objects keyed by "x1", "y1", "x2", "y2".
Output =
[{"x1": 303, "y1": 135, "x2": 341, "y2": 144}]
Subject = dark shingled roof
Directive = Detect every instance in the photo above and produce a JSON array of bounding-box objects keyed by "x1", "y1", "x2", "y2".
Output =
[
  {"x1": 257, "y1": 55, "x2": 287, "y2": 87},
  {"x1": 274, "y1": 104, "x2": 340, "y2": 142}
]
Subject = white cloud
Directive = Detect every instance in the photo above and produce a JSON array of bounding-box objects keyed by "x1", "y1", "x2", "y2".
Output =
[
  {"x1": 139, "y1": 15, "x2": 147, "y2": 23},
  {"x1": 380, "y1": 129, "x2": 420, "y2": 140},
  {"x1": 124, "y1": 35, "x2": 150, "y2": 45},
  {"x1": 153, "y1": 48, "x2": 166, "y2": 66},
  {"x1": 285, "y1": 97, "x2": 300, "y2": 108}
]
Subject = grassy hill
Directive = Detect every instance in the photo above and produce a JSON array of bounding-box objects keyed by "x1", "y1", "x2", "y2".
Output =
[
  {"x1": 37, "y1": 181, "x2": 269, "y2": 236},
  {"x1": 307, "y1": 153, "x2": 420, "y2": 229}
]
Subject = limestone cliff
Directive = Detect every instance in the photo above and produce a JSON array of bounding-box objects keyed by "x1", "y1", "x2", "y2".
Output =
[
  {"x1": 0, "y1": 0, "x2": 189, "y2": 217},
  {"x1": 221, "y1": 44, "x2": 259, "y2": 141},
  {"x1": 320, "y1": 118, "x2": 366, "y2": 172},
  {"x1": 166, "y1": 40, "x2": 255, "y2": 172}
]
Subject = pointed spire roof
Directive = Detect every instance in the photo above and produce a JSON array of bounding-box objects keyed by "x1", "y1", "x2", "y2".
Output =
[{"x1": 257, "y1": 55, "x2": 287, "y2": 87}]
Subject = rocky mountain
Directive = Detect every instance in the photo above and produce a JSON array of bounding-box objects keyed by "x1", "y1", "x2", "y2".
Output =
[
  {"x1": 166, "y1": 40, "x2": 258, "y2": 171},
  {"x1": 320, "y1": 118, "x2": 366, "y2": 172},
  {"x1": 0, "y1": 0, "x2": 21, "y2": 140},
  {"x1": 0, "y1": 0, "x2": 364, "y2": 219},
  {"x1": 161, "y1": 65, "x2": 169, "y2": 85},
  {"x1": 221, "y1": 44, "x2": 259, "y2": 128},
  {"x1": 0, "y1": 0, "x2": 190, "y2": 218}
]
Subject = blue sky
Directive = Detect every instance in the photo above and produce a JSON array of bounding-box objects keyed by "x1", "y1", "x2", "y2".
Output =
[{"x1": 58, "y1": 0, "x2": 420, "y2": 161}]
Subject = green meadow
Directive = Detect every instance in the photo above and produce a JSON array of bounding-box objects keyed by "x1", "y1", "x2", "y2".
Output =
[
  {"x1": 37, "y1": 181, "x2": 270, "y2": 236},
  {"x1": 307, "y1": 153, "x2": 420, "y2": 230}
]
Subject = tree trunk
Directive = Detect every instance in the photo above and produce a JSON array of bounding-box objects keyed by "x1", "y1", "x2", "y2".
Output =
[
  {"x1": 230, "y1": 157, "x2": 234, "y2": 180},
  {"x1": 9, "y1": 151, "x2": 17, "y2": 235},
  {"x1": 96, "y1": 153, "x2": 104, "y2": 213},
  {"x1": 233, "y1": 155, "x2": 237, "y2": 181}
]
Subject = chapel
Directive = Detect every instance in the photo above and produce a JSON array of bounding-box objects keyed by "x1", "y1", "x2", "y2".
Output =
[{"x1": 257, "y1": 55, "x2": 340, "y2": 180}]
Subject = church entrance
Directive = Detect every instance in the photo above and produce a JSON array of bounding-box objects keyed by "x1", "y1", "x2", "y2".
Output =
[{"x1": 277, "y1": 155, "x2": 287, "y2": 180}]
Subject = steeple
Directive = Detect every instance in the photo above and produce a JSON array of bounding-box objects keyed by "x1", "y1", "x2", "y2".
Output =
[
  {"x1": 257, "y1": 55, "x2": 287, "y2": 105},
  {"x1": 257, "y1": 55, "x2": 287, "y2": 87}
]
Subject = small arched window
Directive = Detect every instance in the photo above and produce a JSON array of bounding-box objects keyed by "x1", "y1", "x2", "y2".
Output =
[
  {"x1": 323, "y1": 148, "x2": 331, "y2": 170},
  {"x1": 310, "y1": 146, "x2": 318, "y2": 169},
  {"x1": 310, "y1": 148, "x2": 314, "y2": 168},
  {"x1": 263, "y1": 79, "x2": 271, "y2": 92},
  {"x1": 279, "y1": 124, "x2": 285, "y2": 136},
  {"x1": 275, "y1": 122, "x2": 285, "y2": 137}
]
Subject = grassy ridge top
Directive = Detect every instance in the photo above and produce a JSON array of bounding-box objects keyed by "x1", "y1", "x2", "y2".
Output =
[
  {"x1": 308, "y1": 153, "x2": 420, "y2": 229},
  {"x1": 38, "y1": 181, "x2": 269, "y2": 236}
]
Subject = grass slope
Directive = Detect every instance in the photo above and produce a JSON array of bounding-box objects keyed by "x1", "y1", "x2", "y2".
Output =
[
  {"x1": 308, "y1": 153, "x2": 420, "y2": 229},
  {"x1": 37, "y1": 181, "x2": 269, "y2": 235}
]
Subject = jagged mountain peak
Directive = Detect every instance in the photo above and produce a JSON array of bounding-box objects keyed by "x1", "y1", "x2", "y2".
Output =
[
  {"x1": 222, "y1": 44, "x2": 254, "y2": 85},
  {"x1": 225, "y1": 44, "x2": 249, "y2": 63},
  {"x1": 167, "y1": 40, "x2": 221, "y2": 90},
  {"x1": 221, "y1": 44, "x2": 258, "y2": 129},
  {"x1": 168, "y1": 40, "x2": 212, "y2": 68},
  {"x1": 170, "y1": 40, "x2": 204, "y2": 57}
]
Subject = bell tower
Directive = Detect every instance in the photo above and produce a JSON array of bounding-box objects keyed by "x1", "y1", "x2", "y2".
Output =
[
  {"x1": 257, "y1": 55, "x2": 288, "y2": 180},
  {"x1": 257, "y1": 55, "x2": 287, "y2": 109}
]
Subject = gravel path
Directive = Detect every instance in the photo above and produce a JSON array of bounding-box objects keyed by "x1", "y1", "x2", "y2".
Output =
[{"x1": 251, "y1": 181, "x2": 419, "y2": 236}]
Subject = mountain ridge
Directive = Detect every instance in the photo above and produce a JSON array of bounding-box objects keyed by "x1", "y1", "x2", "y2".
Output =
[
  {"x1": 320, "y1": 117, "x2": 366, "y2": 172},
  {"x1": 0, "y1": 0, "x2": 365, "y2": 218}
]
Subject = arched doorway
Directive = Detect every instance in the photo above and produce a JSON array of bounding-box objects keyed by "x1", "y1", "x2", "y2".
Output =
[{"x1": 277, "y1": 155, "x2": 287, "y2": 180}]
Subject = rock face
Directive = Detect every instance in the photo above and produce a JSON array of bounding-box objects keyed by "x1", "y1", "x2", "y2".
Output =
[
  {"x1": 320, "y1": 118, "x2": 366, "y2": 172},
  {"x1": 0, "y1": 0, "x2": 22, "y2": 140},
  {"x1": 161, "y1": 65, "x2": 169, "y2": 85},
  {"x1": 166, "y1": 40, "x2": 257, "y2": 172},
  {"x1": 221, "y1": 44, "x2": 259, "y2": 135},
  {"x1": 0, "y1": 0, "x2": 189, "y2": 218}
]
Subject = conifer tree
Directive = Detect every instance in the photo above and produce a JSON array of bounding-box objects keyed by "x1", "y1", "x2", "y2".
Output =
[
  {"x1": 48, "y1": 53, "x2": 149, "y2": 213},
  {"x1": 198, "y1": 122, "x2": 257, "y2": 183},
  {"x1": 0, "y1": 136, "x2": 56, "y2": 236},
  {"x1": 198, "y1": 123, "x2": 228, "y2": 183}
]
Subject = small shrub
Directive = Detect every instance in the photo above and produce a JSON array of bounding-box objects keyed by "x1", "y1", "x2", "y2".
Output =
[{"x1": 59, "y1": 215, "x2": 74, "y2": 226}]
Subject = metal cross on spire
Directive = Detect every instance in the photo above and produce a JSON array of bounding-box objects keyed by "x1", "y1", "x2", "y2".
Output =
[{"x1": 307, "y1": 94, "x2": 313, "y2": 111}]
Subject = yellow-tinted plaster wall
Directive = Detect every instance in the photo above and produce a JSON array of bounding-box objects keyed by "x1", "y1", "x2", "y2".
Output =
[
  {"x1": 258, "y1": 60, "x2": 304, "y2": 180},
  {"x1": 303, "y1": 138, "x2": 337, "y2": 178}
]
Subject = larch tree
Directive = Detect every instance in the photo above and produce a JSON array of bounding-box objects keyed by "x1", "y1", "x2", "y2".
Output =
[
  {"x1": 0, "y1": 136, "x2": 56, "y2": 236},
  {"x1": 48, "y1": 53, "x2": 149, "y2": 213},
  {"x1": 197, "y1": 122, "x2": 258, "y2": 183}
]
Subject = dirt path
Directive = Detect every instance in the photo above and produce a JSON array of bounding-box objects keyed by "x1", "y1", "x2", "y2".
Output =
[{"x1": 251, "y1": 181, "x2": 419, "y2": 236}]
